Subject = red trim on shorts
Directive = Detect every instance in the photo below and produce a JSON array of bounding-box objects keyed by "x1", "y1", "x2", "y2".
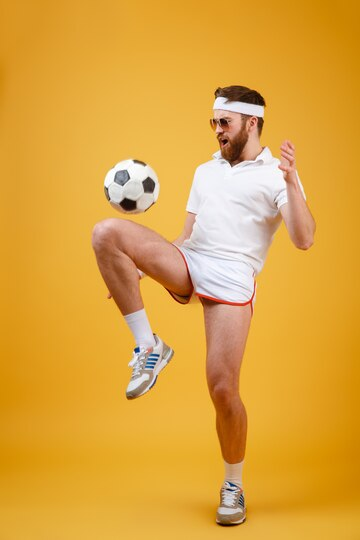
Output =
[
  {"x1": 164, "y1": 244, "x2": 194, "y2": 304},
  {"x1": 165, "y1": 245, "x2": 257, "y2": 316},
  {"x1": 196, "y1": 279, "x2": 257, "y2": 316}
]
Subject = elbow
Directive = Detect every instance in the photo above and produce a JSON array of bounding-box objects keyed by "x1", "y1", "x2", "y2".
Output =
[
  {"x1": 296, "y1": 237, "x2": 314, "y2": 250},
  {"x1": 292, "y1": 218, "x2": 316, "y2": 250}
]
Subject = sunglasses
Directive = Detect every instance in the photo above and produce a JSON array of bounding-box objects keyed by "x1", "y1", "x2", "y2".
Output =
[{"x1": 209, "y1": 118, "x2": 233, "y2": 131}]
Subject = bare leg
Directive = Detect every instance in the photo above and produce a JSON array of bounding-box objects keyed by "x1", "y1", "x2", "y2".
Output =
[
  {"x1": 92, "y1": 218, "x2": 192, "y2": 315},
  {"x1": 202, "y1": 299, "x2": 252, "y2": 463}
]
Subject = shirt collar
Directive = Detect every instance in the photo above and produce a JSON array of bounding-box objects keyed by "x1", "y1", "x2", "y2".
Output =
[{"x1": 212, "y1": 146, "x2": 273, "y2": 165}]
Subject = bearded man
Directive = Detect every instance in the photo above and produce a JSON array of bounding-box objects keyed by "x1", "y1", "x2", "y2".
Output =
[{"x1": 92, "y1": 85, "x2": 316, "y2": 526}]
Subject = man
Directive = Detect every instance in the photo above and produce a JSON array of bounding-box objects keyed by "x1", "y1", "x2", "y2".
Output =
[{"x1": 92, "y1": 85, "x2": 316, "y2": 526}]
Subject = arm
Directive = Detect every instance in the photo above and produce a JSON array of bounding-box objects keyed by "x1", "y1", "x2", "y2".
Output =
[
  {"x1": 278, "y1": 140, "x2": 316, "y2": 250},
  {"x1": 172, "y1": 212, "x2": 196, "y2": 246}
]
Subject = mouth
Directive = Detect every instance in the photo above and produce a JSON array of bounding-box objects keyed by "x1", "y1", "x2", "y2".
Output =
[{"x1": 219, "y1": 137, "x2": 229, "y2": 148}]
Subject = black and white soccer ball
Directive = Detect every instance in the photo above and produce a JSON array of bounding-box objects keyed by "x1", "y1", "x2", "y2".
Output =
[{"x1": 104, "y1": 159, "x2": 160, "y2": 214}]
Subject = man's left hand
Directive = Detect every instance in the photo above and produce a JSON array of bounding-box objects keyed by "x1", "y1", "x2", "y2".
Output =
[{"x1": 278, "y1": 140, "x2": 297, "y2": 184}]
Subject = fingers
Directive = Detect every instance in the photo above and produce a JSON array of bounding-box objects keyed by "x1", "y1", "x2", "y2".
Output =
[
  {"x1": 107, "y1": 292, "x2": 112, "y2": 299},
  {"x1": 280, "y1": 140, "x2": 295, "y2": 155},
  {"x1": 278, "y1": 163, "x2": 289, "y2": 173},
  {"x1": 280, "y1": 140, "x2": 296, "y2": 169},
  {"x1": 281, "y1": 139, "x2": 295, "y2": 151},
  {"x1": 280, "y1": 149, "x2": 295, "y2": 163}
]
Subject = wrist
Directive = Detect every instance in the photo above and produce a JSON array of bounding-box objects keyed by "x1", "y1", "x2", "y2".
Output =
[{"x1": 285, "y1": 169, "x2": 299, "y2": 185}]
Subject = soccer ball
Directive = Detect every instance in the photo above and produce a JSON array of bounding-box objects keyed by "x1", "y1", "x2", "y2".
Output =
[{"x1": 104, "y1": 159, "x2": 160, "y2": 214}]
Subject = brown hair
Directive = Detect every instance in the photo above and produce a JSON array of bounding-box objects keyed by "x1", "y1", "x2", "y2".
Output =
[{"x1": 214, "y1": 85, "x2": 266, "y2": 136}]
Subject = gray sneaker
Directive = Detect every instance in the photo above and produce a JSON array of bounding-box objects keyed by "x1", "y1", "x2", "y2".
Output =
[
  {"x1": 216, "y1": 481, "x2": 246, "y2": 526},
  {"x1": 126, "y1": 335, "x2": 174, "y2": 400}
]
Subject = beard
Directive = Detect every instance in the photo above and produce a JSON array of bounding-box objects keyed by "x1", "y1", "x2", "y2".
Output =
[{"x1": 219, "y1": 124, "x2": 249, "y2": 164}]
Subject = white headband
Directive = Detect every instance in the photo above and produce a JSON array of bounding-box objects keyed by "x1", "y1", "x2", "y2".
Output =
[{"x1": 213, "y1": 96, "x2": 264, "y2": 118}]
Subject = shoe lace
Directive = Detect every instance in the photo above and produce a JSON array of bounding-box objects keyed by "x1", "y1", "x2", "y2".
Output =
[
  {"x1": 221, "y1": 482, "x2": 241, "y2": 506},
  {"x1": 128, "y1": 347, "x2": 150, "y2": 379}
]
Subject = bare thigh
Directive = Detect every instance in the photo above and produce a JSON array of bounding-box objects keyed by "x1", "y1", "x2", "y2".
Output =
[
  {"x1": 93, "y1": 217, "x2": 192, "y2": 296},
  {"x1": 202, "y1": 299, "x2": 252, "y2": 392}
]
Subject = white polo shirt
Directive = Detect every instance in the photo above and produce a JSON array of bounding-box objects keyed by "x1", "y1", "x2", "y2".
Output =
[{"x1": 182, "y1": 146, "x2": 306, "y2": 276}]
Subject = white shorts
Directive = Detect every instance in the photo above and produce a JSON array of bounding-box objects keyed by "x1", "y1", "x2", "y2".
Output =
[{"x1": 165, "y1": 245, "x2": 257, "y2": 315}]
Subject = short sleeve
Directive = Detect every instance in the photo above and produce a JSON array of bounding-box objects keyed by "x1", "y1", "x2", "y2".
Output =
[
  {"x1": 274, "y1": 170, "x2": 307, "y2": 210},
  {"x1": 185, "y1": 167, "x2": 201, "y2": 214}
]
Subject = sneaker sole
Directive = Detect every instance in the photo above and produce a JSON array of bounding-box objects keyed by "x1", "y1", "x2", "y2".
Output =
[
  {"x1": 126, "y1": 348, "x2": 174, "y2": 400},
  {"x1": 216, "y1": 516, "x2": 246, "y2": 526}
]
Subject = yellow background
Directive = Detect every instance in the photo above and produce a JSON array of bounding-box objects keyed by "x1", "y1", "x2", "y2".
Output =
[{"x1": 1, "y1": 0, "x2": 359, "y2": 538}]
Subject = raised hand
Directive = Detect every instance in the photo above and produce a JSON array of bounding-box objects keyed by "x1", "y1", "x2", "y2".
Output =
[{"x1": 278, "y1": 140, "x2": 297, "y2": 183}]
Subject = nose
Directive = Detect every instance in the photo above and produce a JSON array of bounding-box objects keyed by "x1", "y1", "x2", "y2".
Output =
[{"x1": 215, "y1": 122, "x2": 223, "y2": 134}]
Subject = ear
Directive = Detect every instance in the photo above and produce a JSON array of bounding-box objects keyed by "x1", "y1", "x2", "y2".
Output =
[{"x1": 248, "y1": 116, "x2": 258, "y2": 132}]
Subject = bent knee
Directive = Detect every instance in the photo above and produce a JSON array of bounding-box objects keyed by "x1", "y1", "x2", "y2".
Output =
[{"x1": 92, "y1": 218, "x2": 126, "y2": 253}]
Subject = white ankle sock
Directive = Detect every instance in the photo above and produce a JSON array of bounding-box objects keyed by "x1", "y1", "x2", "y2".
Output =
[
  {"x1": 224, "y1": 459, "x2": 244, "y2": 489},
  {"x1": 124, "y1": 308, "x2": 156, "y2": 348}
]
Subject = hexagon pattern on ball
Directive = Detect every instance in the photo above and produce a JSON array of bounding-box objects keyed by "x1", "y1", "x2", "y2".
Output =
[
  {"x1": 104, "y1": 159, "x2": 160, "y2": 214},
  {"x1": 123, "y1": 180, "x2": 144, "y2": 201}
]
